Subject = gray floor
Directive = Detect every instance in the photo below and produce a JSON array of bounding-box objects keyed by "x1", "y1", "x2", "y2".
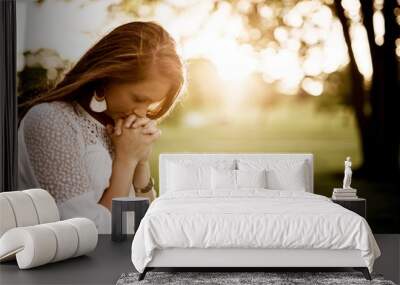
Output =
[
  {"x1": 0, "y1": 235, "x2": 399, "y2": 285},
  {"x1": 373, "y1": 234, "x2": 400, "y2": 284}
]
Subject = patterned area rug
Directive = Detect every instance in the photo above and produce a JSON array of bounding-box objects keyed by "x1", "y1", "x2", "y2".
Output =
[{"x1": 116, "y1": 271, "x2": 396, "y2": 285}]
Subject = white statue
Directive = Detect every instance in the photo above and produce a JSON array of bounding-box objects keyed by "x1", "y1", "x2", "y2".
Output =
[{"x1": 343, "y1": 156, "x2": 353, "y2": 189}]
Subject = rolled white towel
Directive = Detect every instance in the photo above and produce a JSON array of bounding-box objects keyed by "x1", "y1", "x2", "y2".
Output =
[
  {"x1": 64, "y1": 218, "x2": 98, "y2": 257},
  {"x1": 0, "y1": 189, "x2": 59, "y2": 238},
  {"x1": 0, "y1": 191, "x2": 39, "y2": 227},
  {"x1": 41, "y1": 220, "x2": 79, "y2": 263},
  {"x1": 23, "y1": 189, "x2": 60, "y2": 224},
  {"x1": 0, "y1": 218, "x2": 98, "y2": 269},
  {"x1": 0, "y1": 225, "x2": 57, "y2": 268},
  {"x1": 0, "y1": 196, "x2": 17, "y2": 237}
]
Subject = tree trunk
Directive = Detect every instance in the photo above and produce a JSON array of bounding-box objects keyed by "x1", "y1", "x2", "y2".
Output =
[
  {"x1": 379, "y1": 0, "x2": 400, "y2": 178},
  {"x1": 334, "y1": 0, "x2": 400, "y2": 179},
  {"x1": 333, "y1": 0, "x2": 369, "y2": 170}
]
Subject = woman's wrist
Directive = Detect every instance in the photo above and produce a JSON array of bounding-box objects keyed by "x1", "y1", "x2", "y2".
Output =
[
  {"x1": 99, "y1": 155, "x2": 138, "y2": 211},
  {"x1": 115, "y1": 153, "x2": 139, "y2": 169},
  {"x1": 133, "y1": 159, "x2": 151, "y2": 189}
]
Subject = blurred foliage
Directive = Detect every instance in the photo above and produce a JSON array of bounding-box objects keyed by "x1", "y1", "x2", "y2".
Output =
[
  {"x1": 21, "y1": 0, "x2": 355, "y2": 123},
  {"x1": 17, "y1": 48, "x2": 72, "y2": 119},
  {"x1": 107, "y1": 0, "x2": 352, "y2": 109}
]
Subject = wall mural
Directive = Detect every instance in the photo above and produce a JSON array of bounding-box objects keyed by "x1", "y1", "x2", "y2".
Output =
[{"x1": 16, "y1": 0, "x2": 399, "y2": 233}]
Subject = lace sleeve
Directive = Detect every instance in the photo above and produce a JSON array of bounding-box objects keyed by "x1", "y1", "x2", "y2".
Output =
[{"x1": 22, "y1": 103, "x2": 92, "y2": 204}]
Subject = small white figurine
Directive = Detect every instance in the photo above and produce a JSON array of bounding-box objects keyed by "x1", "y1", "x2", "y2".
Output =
[{"x1": 343, "y1": 156, "x2": 353, "y2": 189}]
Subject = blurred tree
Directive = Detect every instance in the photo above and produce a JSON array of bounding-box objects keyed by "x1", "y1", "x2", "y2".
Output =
[
  {"x1": 215, "y1": 0, "x2": 399, "y2": 178},
  {"x1": 17, "y1": 48, "x2": 72, "y2": 123},
  {"x1": 333, "y1": 0, "x2": 399, "y2": 179}
]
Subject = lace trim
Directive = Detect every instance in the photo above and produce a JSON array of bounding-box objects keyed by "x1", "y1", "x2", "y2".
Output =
[{"x1": 67, "y1": 101, "x2": 114, "y2": 155}]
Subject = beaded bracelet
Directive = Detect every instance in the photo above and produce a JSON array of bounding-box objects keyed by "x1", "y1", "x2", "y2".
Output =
[{"x1": 134, "y1": 177, "x2": 154, "y2": 194}]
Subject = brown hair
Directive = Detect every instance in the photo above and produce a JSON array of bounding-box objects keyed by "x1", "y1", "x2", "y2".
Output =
[{"x1": 19, "y1": 21, "x2": 186, "y2": 121}]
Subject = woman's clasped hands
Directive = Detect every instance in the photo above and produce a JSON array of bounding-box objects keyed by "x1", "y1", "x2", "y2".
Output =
[{"x1": 105, "y1": 114, "x2": 161, "y2": 165}]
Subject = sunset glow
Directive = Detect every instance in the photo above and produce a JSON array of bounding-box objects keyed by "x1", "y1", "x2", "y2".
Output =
[
  {"x1": 21, "y1": 0, "x2": 377, "y2": 101},
  {"x1": 152, "y1": 0, "x2": 373, "y2": 96}
]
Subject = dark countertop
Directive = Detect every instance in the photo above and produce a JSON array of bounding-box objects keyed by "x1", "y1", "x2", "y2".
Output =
[{"x1": 0, "y1": 235, "x2": 134, "y2": 285}]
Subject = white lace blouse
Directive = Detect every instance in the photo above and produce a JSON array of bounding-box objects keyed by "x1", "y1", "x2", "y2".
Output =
[{"x1": 17, "y1": 100, "x2": 136, "y2": 234}]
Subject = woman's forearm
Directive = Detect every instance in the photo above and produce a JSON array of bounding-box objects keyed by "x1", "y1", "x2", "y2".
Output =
[
  {"x1": 99, "y1": 156, "x2": 138, "y2": 211},
  {"x1": 132, "y1": 160, "x2": 151, "y2": 189}
]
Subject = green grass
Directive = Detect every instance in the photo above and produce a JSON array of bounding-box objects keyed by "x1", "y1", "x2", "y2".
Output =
[{"x1": 148, "y1": 102, "x2": 362, "y2": 193}]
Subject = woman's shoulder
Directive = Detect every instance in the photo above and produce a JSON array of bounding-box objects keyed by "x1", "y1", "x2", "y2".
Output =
[
  {"x1": 27, "y1": 100, "x2": 75, "y2": 116},
  {"x1": 22, "y1": 101, "x2": 80, "y2": 132},
  {"x1": 25, "y1": 100, "x2": 79, "y2": 121}
]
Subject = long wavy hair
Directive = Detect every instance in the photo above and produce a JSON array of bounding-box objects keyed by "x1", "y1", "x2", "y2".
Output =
[{"x1": 19, "y1": 21, "x2": 186, "y2": 122}]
